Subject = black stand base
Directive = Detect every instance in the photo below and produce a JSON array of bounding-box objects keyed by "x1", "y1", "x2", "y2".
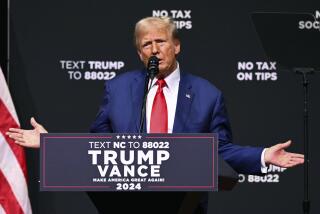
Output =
[{"x1": 303, "y1": 200, "x2": 310, "y2": 214}]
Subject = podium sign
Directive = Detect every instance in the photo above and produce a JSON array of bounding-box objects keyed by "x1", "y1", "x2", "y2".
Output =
[{"x1": 40, "y1": 133, "x2": 218, "y2": 191}]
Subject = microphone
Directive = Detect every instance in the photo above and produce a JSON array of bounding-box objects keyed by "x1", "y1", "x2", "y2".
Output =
[{"x1": 147, "y1": 56, "x2": 159, "y2": 79}]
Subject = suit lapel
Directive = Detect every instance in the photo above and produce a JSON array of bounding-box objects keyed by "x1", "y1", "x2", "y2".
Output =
[
  {"x1": 131, "y1": 71, "x2": 148, "y2": 133},
  {"x1": 173, "y1": 73, "x2": 193, "y2": 133}
]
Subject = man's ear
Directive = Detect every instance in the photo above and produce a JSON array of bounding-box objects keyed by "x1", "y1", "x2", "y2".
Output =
[
  {"x1": 174, "y1": 39, "x2": 181, "y2": 55},
  {"x1": 137, "y1": 50, "x2": 143, "y2": 61}
]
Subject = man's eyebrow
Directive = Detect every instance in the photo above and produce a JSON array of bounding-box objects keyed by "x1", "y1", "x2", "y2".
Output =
[
  {"x1": 141, "y1": 38, "x2": 167, "y2": 47},
  {"x1": 141, "y1": 41, "x2": 152, "y2": 46},
  {"x1": 155, "y1": 39, "x2": 166, "y2": 42}
]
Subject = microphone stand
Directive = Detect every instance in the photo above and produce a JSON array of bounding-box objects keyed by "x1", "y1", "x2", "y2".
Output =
[
  {"x1": 139, "y1": 75, "x2": 154, "y2": 133},
  {"x1": 294, "y1": 67, "x2": 315, "y2": 214}
]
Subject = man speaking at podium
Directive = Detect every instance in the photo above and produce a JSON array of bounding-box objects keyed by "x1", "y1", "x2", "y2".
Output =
[
  {"x1": 90, "y1": 16, "x2": 303, "y2": 173},
  {"x1": 7, "y1": 16, "x2": 304, "y2": 214},
  {"x1": 88, "y1": 16, "x2": 304, "y2": 213}
]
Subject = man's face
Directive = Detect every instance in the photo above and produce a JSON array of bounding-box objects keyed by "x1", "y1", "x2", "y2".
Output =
[{"x1": 137, "y1": 26, "x2": 180, "y2": 78}]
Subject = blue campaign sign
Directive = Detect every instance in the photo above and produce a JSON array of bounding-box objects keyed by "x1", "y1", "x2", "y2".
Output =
[{"x1": 40, "y1": 133, "x2": 218, "y2": 191}]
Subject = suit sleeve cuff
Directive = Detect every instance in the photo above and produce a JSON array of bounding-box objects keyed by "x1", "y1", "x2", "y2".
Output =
[{"x1": 261, "y1": 148, "x2": 268, "y2": 173}]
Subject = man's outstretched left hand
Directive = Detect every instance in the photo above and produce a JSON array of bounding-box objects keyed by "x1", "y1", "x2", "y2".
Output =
[{"x1": 264, "y1": 140, "x2": 304, "y2": 168}]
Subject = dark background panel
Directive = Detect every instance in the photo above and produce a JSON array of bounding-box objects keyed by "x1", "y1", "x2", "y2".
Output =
[
  {"x1": 2, "y1": 0, "x2": 319, "y2": 213},
  {"x1": 1, "y1": 0, "x2": 7, "y2": 75}
]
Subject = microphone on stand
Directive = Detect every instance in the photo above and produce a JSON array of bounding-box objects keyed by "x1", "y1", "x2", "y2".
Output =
[
  {"x1": 147, "y1": 55, "x2": 159, "y2": 80},
  {"x1": 139, "y1": 56, "x2": 159, "y2": 133}
]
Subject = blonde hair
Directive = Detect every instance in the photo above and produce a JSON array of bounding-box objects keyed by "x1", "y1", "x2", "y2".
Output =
[{"x1": 134, "y1": 16, "x2": 179, "y2": 48}]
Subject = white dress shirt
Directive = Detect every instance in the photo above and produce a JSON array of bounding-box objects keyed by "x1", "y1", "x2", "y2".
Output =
[{"x1": 146, "y1": 64, "x2": 180, "y2": 134}]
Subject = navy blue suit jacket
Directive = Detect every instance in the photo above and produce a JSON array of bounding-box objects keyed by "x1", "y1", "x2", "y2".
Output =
[{"x1": 90, "y1": 69, "x2": 264, "y2": 174}]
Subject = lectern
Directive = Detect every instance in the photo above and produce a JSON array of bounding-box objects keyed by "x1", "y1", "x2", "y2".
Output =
[{"x1": 40, "y1": 133, "x2": 238, "y2": 213}]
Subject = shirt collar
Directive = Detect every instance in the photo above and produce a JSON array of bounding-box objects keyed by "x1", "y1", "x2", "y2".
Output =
[{"x1": 151, "y1": 62, "x2": 181, "y2": 91}]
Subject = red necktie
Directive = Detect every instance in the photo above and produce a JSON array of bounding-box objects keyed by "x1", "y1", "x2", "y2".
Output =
[{"x1": 150, "y1": 79, "x2": 168, "y2": 133}]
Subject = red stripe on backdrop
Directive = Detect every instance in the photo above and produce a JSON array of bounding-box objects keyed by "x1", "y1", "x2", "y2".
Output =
[
  {"x1": 0, "y1": 170, "x2": 24, "y2": 214},
  {"x1": 0, "y1": 99, "x2": 27, "y2": 178}
]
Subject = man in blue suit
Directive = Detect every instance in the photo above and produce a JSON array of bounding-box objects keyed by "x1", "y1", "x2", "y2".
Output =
[
  {"x1": 87, "y1": 16, "x2": 304, "y2": 213},
  {"x1": 90, "y1": 16, "x2": 303, "y2": 174},
  {"x1": 7, "y1": 16, "x2": 304, "y2": 214}
]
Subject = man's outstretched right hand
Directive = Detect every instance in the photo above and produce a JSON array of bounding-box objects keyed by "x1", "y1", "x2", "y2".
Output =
[{"x1": 6, "y1": 117, "x2": 47, "y2": 148}]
